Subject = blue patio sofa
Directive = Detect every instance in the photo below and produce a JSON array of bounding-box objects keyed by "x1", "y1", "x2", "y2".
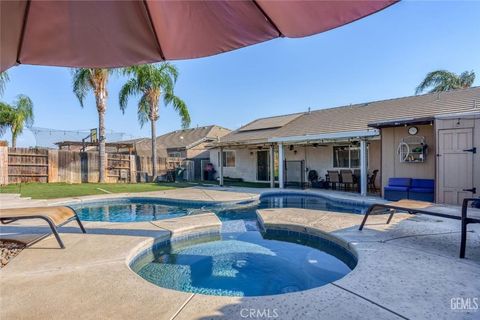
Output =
[
  {"x1": 384, "y1": 178, "x2": 411, "y2": 201},
  {"x1": 409, "y1": 179, "x2": 435, "y2": 202},
  {"x1": 384, "y1": 178, "x2": 435, "y2": 202}
]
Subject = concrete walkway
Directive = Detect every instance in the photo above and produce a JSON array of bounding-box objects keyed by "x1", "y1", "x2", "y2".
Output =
[
  {"x1": 0, "y1": 193, "x2": 48, "y2": 209},
  {"x1": 1, "y1": 188, "x2": 479, "y2": 319},
  {"x1": 257, "y1": 208, "x2": 480, "y2": 320}
]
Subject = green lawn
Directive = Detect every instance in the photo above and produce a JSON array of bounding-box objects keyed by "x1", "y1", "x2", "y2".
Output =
[
  {"x1": 0, "y1": 180, "x2": 271, "y2": 200},
  {"x1": 0, "y1": 183, "x2": 185, "y2": 199}
]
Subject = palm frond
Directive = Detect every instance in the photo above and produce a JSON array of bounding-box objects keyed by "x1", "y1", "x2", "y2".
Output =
[
  {"x1": 157, "y1": 62, "x2": 179, "y2": 82},
  {"x1": 72, "y1": 68, "x2": 92, "y2": 107},
  {"x1": 0, "y1": 71, "x2": 9, "y2": 97},
  {"x1": 119, "y1": 78, "x2": 140, "y2": 113},
  {"x1": 2, "y1": 95, "x2": 34, "y2": 141},
  {"x1": 415, "y1": 70, "x2": 458, "y2": 94},
  {"x1": 137, "y1": 94, "x2": 150, "y2": 128},
  {"x1": 119, "y1": 63, "x2": 188, "y2": 128},
  {"x1": 459, "y1": 70, "x2": 475, "y2": 88},
  {"x1": 164, "y1": 92, "x2": 190, "y2": 129},
  {"x1": 14, "y1": 95, "x2": 34, "y2": 128},
  {"x1": 415, "y1": 70, "x2": 476, "y2": 94}
]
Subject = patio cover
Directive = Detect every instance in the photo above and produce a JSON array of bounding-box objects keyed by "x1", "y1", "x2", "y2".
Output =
[{"x1": 0, "y1": 0, "x2": 397, "y2": 72}]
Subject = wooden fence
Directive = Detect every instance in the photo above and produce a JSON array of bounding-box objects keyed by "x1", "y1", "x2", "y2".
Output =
[
  {"x1": 7, "y1": 148, "x2": 49, "y2": 184},
  {"x1": 0, "y1": 146, "x2": 182, "y2": 185}
]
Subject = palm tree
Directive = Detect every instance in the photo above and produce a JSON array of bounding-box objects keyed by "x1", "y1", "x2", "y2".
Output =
[
  {"x1": 415, "y1": 70, "x2": 475, "y2": 95},
  {"x1": 0, "y1": 71, "x2": 9, "y2": 96},
  {"x1": 72, "y1": 68, "x2": 113, "y2": 183},
  {"x1": 0, "y1": 95, "x2": 33, "y2": 147},
  {"x1": 119, "y1": 63, "x2": 190, "y2": 181}
]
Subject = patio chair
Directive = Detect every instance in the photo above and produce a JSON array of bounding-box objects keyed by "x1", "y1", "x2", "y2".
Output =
[
  {"x1": 359, "y1": 198, "x2": 480, "y2": 258},
  {"x1": 353, "y1": 169, "x2": 361, "y2": 180},
  {"x1": 0, "y1": 206, "x2": 86, "y2": 249},
  {"x1": 369, "y1": 169, "x2": 379, "y2": 192},
  {"x1": 327, "y1": 170, "x2": 340, "y2": 190},
  {"x1": 340, "y1": 170, "x2": 355, "y2": 191}
]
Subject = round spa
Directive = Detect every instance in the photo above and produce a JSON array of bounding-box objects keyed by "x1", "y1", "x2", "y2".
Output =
[{"x1": 130, "y1": 229, "x2": 357, "y2": 297}]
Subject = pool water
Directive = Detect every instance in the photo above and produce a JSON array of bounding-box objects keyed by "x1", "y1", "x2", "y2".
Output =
[
  {"x1": 73, "y1": 193, "x2": 369, "y2": 222},
  {"x1": 131, "y1": 221, "x2": 357, "y2": 296},
  {"x1": 73, "y1": 199, "x2": 208, "y2": 222},
  {"x1": 75, "y1": 192, "x2": 362, "y2": 296}
]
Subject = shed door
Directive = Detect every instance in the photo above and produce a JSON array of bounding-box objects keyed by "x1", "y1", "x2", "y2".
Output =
[{"x1": 437, "y1": 128, "x2": 474, "y2": 205}]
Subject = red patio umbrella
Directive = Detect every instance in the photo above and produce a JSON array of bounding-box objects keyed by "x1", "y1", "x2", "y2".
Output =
[{"x1": 0, "y1": 0, "x2": 397, "y2": 72}]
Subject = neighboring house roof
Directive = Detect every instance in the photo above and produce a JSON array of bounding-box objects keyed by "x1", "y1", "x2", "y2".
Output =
[
  {"x1": 119, "y1": 125, "x2": 231, "y2": 156},
  {"x1": 155, "y1": 125, "x2": 230, "y2": 149},
  {"x1": 135, "y1": 140, "x2": 168, "y2": 158},
  {"x1": 217, "y1": 87, "x2": 480, "y2": 145}
]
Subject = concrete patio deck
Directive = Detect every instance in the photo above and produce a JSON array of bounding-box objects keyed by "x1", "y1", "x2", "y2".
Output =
[
  {"x1": 0, "y1": 187, "x2": 479, "y2": 319},
  {"x1": 0, "y1": 186, "x2": 260, "y2": 209}
]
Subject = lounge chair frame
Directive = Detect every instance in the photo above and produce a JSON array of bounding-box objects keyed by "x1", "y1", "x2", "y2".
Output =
[
  {"x1": 0, "y1": 206, "x2": 86, "y2": 249},
  {"x1": 359, "y1": 198, "x2": 480, "y2": 258}
]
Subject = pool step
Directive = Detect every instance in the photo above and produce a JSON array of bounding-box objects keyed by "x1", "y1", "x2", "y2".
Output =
[{"x1": 221, "y1": 219, "x2": 260, "y2": 233}]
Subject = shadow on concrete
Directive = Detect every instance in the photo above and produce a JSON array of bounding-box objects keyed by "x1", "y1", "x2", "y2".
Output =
[{"x1": 0, "y1": 222, "x2": 170, "y2": 248}]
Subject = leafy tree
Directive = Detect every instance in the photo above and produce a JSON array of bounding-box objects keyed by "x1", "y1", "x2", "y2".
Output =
[
  {"x1": 415, "y1": 70, "x2": 475, "y2": 94},
  {"x1": 0, "y1": 95, "x2": 34, "y2": 147},
  {"x1": 119, "y1": 63, "x2": 190, "y2": 180}
]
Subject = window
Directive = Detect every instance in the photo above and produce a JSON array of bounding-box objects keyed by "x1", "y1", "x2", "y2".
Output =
[
  {"x1": 168, "y1": 151, "x2": 182, "y2": 158},
  {"x1": 218, "y1": 150, "x2": 236, "y2": 167},
  {"x1": 333, "y1": 145, "x2": 365, "y2": 168}
]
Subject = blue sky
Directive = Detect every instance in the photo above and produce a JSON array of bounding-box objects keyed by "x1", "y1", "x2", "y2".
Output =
[{"x1": 2, "y1": 0, "x2": 479, "y2": 147}]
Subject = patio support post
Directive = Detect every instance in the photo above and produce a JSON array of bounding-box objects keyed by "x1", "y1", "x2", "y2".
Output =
[
  {"x1": 219, "y1": 147, "x2": 224, "y2": 187},
  {"x1": 278, "y1": 143, "x2": 285, "y2": 189},
  {"x1": 360, "y1": 139, "x2": 368, "y2": 196},
  {"x1": 269, "y1": 144, "x2": 275, "y2": 188}
]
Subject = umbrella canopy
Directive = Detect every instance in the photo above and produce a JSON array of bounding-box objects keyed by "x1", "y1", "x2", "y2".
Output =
[{"x1": 1, "y1": 0, "x2": 397, "y2": 72}]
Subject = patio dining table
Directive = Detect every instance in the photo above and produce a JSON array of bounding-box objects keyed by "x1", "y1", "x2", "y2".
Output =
[{"x1": 325, "y1": 171, "x2": 372, "y2": 192}]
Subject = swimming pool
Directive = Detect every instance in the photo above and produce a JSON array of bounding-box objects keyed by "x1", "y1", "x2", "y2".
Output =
[
  {"x1": 130, "y1": 228, "x2": 357, "y2": 297},
  {"x1": 74, "y1": 192, "x2": 363, "y2": 296},
  {"x1": 72, "y1": 192, "x2": 369, "y2": 222}
]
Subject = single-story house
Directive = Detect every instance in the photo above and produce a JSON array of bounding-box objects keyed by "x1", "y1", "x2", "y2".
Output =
[
  {"x1": 210, "y1": 87, "x2": 480, "y2": 205},
  {"x1": 121, "y1": 125, "x2": 230, "y2": 158},
  {"x1": 126, "y1": 125, "x2": 231, "y2": 180}
]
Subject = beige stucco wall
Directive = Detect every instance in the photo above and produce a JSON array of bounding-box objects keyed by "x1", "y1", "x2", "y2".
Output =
[
  {"x1": 380, "y1": 124, "x2": 436, "y2": 192},
  {"x1": 209, "y1": 148, "x2": 259, "y2": 182},
  {"x1": 210, "y1": 141, "x2": 381, "y2": 185},
  {"x1": 285, "y1": 142, "x2": 380, "y2": 186}
]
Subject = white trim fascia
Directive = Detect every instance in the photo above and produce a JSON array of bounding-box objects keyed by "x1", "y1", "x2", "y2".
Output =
[
  {"x1": 434, "y1": 110, "x2": 480, "y2": 120},
  {"x1": 268, "y1": 129, "x2": 380, "y2": 143}
]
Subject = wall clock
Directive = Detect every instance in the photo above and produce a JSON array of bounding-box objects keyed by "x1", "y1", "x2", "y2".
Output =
[{"x1": 408, "y1": 126, "x2": 418, "y2": 135}]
